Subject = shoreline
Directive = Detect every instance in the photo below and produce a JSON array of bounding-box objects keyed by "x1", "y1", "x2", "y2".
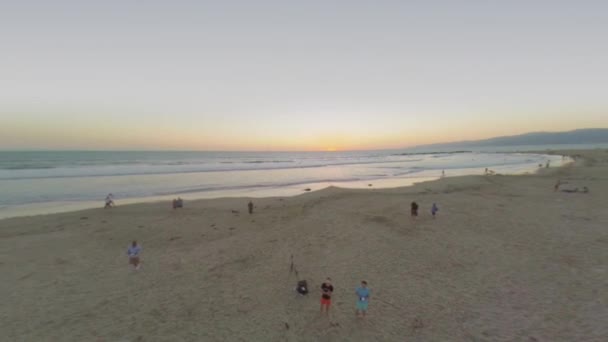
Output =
[{"x1": 0, "y1": 152, "x2": 566, "y2": 221}]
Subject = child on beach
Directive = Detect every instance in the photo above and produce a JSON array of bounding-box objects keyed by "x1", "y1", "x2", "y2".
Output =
[
  {"x1": 127, "y1": 241, "x2": 141, "y2": 270},
  {"x1": 355, "y1": 281, "x2": 370, "y2": 317},
  {"x1": 320, "y1": 278, "x2": 334, "y2": 314},
  {"x1": 431, "y1": 203, "x2": 439, "y2": 218},
  {"x1": 248, "y1": 201, "x2": 254, "y2": 214}
]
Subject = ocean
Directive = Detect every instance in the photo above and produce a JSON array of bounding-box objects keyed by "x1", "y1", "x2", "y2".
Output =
[{"x1": 0, "y1": 149, "x2": 570, "y2": 219}]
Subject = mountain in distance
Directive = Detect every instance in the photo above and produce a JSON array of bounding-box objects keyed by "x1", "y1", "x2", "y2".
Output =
[{"x1": 407, "y1": 128, "x2": 608, "y2": 152}]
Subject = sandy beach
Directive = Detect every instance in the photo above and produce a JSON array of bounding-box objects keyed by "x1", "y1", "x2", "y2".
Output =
[{"x1": 1, "y1": 149, "x2": 607, "y2": 341}]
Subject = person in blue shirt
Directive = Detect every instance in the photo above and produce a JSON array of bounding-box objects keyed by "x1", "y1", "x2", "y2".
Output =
[
  {"x1": 127, "y1": 240, "x2": 142, "y2": 270},
  {"x1": 355, "y1": 280, "x2": 370, "y2": 317},
  {"x1": 431, "y1": 203, "x2": 439, "y2": 218}
]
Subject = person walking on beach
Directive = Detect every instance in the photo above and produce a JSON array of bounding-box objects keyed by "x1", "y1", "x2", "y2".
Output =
[
  {"x1": 127, "y1": 240, "x2": 141, "y2": 270},
  {"x1": 554, "y1": 179, "x2": 561, "y2": 192},
  {"x1": 355, "y1": 280, "x2": 370, "y2": 318},
  {"x1": 411, "y1": 201, "x2": 419, "y2": 218},
  {"x1": 248, "y1": 201, "x2": 254, "y2": 214},
  {"x1": 431, "y1": 203, "x2": 439, "y2": 218},
  {"x1": 320, "y1": 278, "x2": 334, "y2": 314}
]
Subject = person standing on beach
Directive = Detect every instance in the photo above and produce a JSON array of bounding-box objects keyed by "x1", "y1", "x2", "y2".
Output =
[
  {"x1": 127, "y1": 240, "x2": 141, "y2": 270},
  {"x1": 320, "y1": 278, "x2": 334, "y2": 314},
  {"x1": 554, "y1": 179, "x2": 561, "y2": 192},
  {"x1": 355, "y1": 281, "x2": 370, "y2": 318},
  {"x1": 248, "y1": 201, "x2": 254, "y2": 214},
  {"x1": 411, "y1": 202, "x2": 419, "y2": 218},
  {"x1": 431, "y1": 203, "x2": 439, "y2": 218}
]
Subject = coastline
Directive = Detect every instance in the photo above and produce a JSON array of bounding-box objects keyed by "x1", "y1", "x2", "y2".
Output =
[
  {"x1": 1, "y1": 149, "x2": 606, "y2": 341},
  {"x1": 0, "y1": 151, "x2": 565, "y2": 221}
]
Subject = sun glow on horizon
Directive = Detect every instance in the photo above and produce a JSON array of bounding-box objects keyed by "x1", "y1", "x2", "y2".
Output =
[{"x1": 1, "y1": 2, "x2": 607, "y2": 151}]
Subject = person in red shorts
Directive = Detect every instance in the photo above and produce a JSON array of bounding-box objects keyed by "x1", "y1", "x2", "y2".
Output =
[{"x1": 320, "y1": 277, "x2": 334, "y2": 314}]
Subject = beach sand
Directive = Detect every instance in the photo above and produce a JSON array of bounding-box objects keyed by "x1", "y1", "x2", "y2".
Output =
[{"x1": 1, "y1": 149, "x2": 607, "y2": 341}]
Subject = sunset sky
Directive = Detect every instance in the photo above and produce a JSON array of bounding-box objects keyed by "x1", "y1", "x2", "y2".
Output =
[{"x1": 1, "y1": 1, "x2": 607, "y2": 151}]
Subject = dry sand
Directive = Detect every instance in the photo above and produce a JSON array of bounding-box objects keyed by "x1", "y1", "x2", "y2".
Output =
[{"x1": 1, "y1": 149, "x2": 607, "y2": 342}]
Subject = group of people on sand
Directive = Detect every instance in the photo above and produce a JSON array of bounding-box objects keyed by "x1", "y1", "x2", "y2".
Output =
[
  {"x1": 172, "y1": 197, "x2": 184, "y2": 209},
  {"x1": 120, "y1": 194, "x2": 423, "y2": 320},
  {"x1": 105, "y1": 194, "x2": 187, "y2": 210},
  {"x1": 107, "y1": 195, "x2": 256, "y2": 214},
  {"x1": 298, "y1": 277, "x2": 370, "y2": 318},
  {"x1": 126, "y1": 243, "x2": 370, "y2": 317},
  {"x1": 410, "y1": 201, "x2": 439, "y2": 218}
]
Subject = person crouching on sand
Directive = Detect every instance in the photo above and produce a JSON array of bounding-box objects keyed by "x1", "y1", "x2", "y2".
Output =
[
  {"x1": 355, "y1": 280, "x2": 370, "y2": 318},
  {"x1": 127, "y1": 240, "x2": 141, "y2": 270},
  {"x1": 104, "y1": 193, "x2": 114, "y2": 208},
  {"x1": 320, "y1": 278, "x2": 334, "y2": 314}
]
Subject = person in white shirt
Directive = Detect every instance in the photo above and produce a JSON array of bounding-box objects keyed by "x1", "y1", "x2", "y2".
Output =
[{"x1": 127, "y1": 240, "x2": 141, "y2": 270}]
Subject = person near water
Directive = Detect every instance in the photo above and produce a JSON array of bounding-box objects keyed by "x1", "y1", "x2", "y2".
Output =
[
  {"x1": 248, "y1": 201, "x2": 254, "y2": 214},
  {"x1": 355, "y1": 280, "x2": 370, "y2": 317},
  {"x1": 104, "y1": 193, "x2": 114, "y2": 208},
  {"x1": 431, "y1": 203, "x2": 439, "y2": 218},
  {"x1": 172, "y1": 197, "x2": 184, "y2": 209},
  {"x1": 411, "y1": 201, "x2": 419, "y2": 218},
  {"x1": 320, "y1": 278, "x2": 334, "y2": 314},
  {"x1": 127, "y1": 240, "x2": 141, "y2": 270}
]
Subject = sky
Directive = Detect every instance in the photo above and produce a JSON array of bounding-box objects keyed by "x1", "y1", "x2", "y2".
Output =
[{"x1": 1, "y1": 0, "x2": 607, "y2": 151}]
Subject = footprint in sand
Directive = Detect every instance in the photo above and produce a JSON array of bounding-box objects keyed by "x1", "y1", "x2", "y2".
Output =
[
  {"x1": 55, "y1": 257, "x2": 69, "y2": 265},
  {"x1": 18, "y1": 272, "x2": 34, "y2": 281}
]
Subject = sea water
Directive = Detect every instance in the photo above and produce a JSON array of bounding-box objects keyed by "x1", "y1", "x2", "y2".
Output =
[{"x1": 0, "y1": 149, "x2": 568, "y2": 219}]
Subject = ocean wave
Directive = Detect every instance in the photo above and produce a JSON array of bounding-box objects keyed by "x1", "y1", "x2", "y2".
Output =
[
  {"x1": 243, "y1": 160, "x2": 294, "y2": 164},
  {"x1": 155, "y1": 177, "x2": 364, "y2": 196},
  {"x1": 2, "y1": 164, "x2": 57, "y2": 170},
  {"x1": 0, "y1": 159, "x2": 415, "y2": 180},
  {"x1": 393, "y1": 151, "x2": 471, "y2": 156}
]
